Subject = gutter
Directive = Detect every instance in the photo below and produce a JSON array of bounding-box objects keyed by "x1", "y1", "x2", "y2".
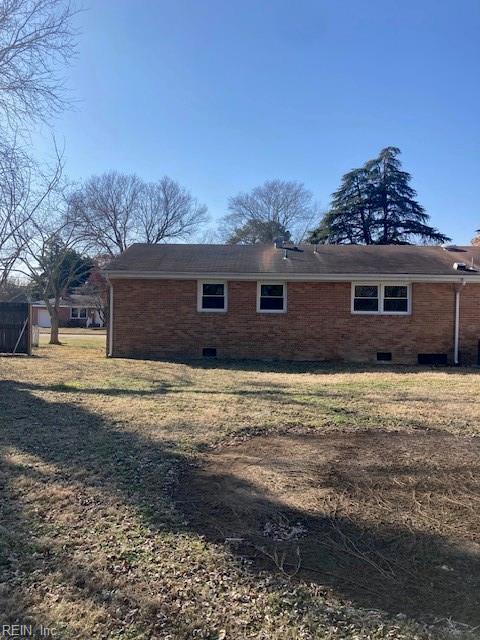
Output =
[
  {"x1": 108, "y1": 283, "x2": 113, "y2": 357},
  {"x1": 454, "y1": 279, "x2": 466, "y2": 365},
  {"x1": 104, "y1": 270, "x2": 480, "y2": 284}
]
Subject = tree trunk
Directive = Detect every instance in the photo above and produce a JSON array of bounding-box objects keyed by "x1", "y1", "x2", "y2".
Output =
[{"x1": 49, "y1": 310, "x2": 61, "y2": 345}]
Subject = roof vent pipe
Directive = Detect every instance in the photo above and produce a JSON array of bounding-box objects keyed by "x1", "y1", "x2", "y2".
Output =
[{"x1": 454, "y1": 262, "x2": 478, "y2": 272}]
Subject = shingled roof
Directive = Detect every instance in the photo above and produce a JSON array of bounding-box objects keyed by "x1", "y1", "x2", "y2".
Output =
[{"x1": 104, "y1": 243, "x2": 480, "y2": 280}]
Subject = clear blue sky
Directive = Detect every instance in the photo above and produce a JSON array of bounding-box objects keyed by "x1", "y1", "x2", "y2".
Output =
[{"x1": 35, "y1": 0, "x2": 480, "y2": 243}]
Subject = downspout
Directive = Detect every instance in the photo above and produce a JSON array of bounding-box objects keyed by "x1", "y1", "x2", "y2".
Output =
[
  {"x1": 454, "y1": 279, "x2": 466, "y2": 365},
  {"x1": 108, "y1": 281, "x2": 113, "y2": 357}
]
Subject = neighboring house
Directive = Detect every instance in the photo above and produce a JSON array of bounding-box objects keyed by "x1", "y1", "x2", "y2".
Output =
[
  {"x1": 104, "y1": 242, "x2": 480, "y2": 365},
  {"x1": 32, "y1": 294, "x2": 104, "y2": 328}
]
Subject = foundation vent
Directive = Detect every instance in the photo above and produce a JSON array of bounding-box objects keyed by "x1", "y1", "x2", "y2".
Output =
[{"x1": 377, "y1": 352, "x2": 392, "y2": 362}]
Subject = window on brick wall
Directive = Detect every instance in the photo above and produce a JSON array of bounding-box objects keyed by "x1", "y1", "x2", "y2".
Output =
[
  {"x1": 351, "y1": 283, "x2": 411, "y2": 315},
  {"x1": 257, "y1": 282, "x2": 287, "y2": 313},
  {"x1": 197, "y1": 281, "x2": 227, "y2": 312},
  {"x1": 353, "y1": 285, "x2": 379, "y2": 312},
  {"x1": 383, "y1": 285, "x2": 409, "y2": 312},
  {"x1": 71, "y1": 307, "x2": 87, "y2": 319}
]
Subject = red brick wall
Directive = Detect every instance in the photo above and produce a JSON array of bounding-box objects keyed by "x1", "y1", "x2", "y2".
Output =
[
  {"x1": 459, "y1": 283, "x2": 480, "y2": 364},
  {"x1": 109, "y1": 279, "x2": 480, "y2": 365}
]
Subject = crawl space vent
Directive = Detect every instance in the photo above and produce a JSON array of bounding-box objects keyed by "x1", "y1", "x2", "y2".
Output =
[
  {"x1": 202, "y1": 347, "x2": 217, "y2": 358},
  {"x1": 377, "y1": 352, "x2": 392, "y2": 362}
]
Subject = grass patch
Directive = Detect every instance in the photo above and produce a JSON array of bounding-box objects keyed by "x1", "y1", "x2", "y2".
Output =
[
  {"x1": 182, "y1": 430, "x2": 480, "y2": 629},
  {"x1": 0, "y1": 339, "x2": 479, "y2": 638}
]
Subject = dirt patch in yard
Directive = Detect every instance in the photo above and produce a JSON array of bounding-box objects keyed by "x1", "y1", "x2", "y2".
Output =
[{"x1": 179, "y1": 430, "x2": 480, "y2": 626}]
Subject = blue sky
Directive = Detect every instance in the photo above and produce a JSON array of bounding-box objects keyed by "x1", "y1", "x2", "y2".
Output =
[{"x1": 35, "y1": 0, "x2": 480, "y2": 243}]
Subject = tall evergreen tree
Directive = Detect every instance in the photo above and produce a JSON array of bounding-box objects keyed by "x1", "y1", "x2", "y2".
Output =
[
  {"x1": 309, "y1": 147, "x2": 450, "y2": 245},
  {"x1": 310, "y1": 167, "x2": 376, "y2": 244}
]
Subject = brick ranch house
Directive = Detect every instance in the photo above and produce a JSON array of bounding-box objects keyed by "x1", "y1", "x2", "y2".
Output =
[
  {"x1": 32, "y1": 294, "x2": 105, "y2": 328},
  {"x1": 104, "y1": 242, "x2": 480, "y2": 365}
]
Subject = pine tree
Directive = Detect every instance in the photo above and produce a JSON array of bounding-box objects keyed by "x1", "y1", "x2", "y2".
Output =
[
  {"x1": 226, "y1": 219, "x2": 291, "y2": 244},
  {"x1": 309, "y1": 147, "x2": 450, "y2": 245},
  {"x1": 309, "y1": 167, "x2": 375, "y2": 244}
]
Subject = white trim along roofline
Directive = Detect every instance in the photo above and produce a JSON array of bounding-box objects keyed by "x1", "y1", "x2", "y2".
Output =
[
  {"x1": 32, "y1": 303, "x2": 71, "y2": 308},
  {"x1": 105, "y1": 270, "x2": 480, "y2": 283}
]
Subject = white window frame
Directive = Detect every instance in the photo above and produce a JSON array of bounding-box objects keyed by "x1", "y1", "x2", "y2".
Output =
[
  {"x1": 351, "y1": 282, "x2": 411, "y2": 315},
  {"x1": 197, "y1": 280, "x2": 228, "y2": 313},
  {"x1": 257, "y1": 281, "x2": 287, "y2": 314},
  {"x1": 71, "y1": 307, "x2": 87, "y2": 319}
]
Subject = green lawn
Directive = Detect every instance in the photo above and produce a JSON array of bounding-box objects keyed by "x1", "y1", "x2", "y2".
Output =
[{"x1": 0, "y1": 338, "x2": 478, "y2": 639}]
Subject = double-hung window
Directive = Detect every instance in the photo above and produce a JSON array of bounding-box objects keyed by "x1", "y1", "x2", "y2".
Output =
[
  {"x1": 352, "y1": 285, "x2": 379, "y2": 312},
  {"x1": 257, "y1": 282, "x2": 286, "y2": 313},
  {"x1": 71, "y1": 307, "x2": 87, "y2": 319},
  {"x1": 383, "y1": 285, "x2": 409, "y2": 313},
  {"x1": 198, "y1": 282, "x2": 227, "y2": 312},
  {"x1": 352, "y1": 283, "x2": 410, "y2": 315}
]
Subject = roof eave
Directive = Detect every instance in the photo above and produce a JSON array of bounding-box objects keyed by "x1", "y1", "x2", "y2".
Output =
[{"x1": 104, "y1": 270, "x2": 480, "y2": 283}]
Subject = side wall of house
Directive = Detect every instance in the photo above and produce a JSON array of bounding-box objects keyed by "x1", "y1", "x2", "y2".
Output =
[
  {"x1": 109, "y1": 279, "x2": 480, "y2": 365},
  {"x1": 459, "y1": 283, "x2": 480, "y2": 364}
]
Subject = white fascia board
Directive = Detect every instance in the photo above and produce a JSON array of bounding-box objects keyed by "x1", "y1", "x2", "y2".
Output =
[
  {"x1": 105, "y1": 270, "x2": 480, "y2": 284},
  {"x1": 31, "y1": 303, "x2": 70, "y2": 308}
]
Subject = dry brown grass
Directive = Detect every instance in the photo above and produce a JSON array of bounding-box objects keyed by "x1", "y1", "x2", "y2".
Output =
[
  {"x1": 38, "y1": 327, "x2": 106, "y2": 335},
  {"x1": 1, "y1": 338, "x2": 479, "y2": 639},
  {"x1": 182, "y1": 431, "x2": 480, "y2": 627}
]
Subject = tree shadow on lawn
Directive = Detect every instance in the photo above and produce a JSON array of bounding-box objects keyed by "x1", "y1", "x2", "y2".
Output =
[
  {"x1": 0, "y1": 379, "x2": 186, "y2": 636},
  {"x1": 156, "y1": 356, "x2": 480, "y2": 376},
  {"x1": 0, "y1": 379, "x2": 479, "y2": 635},
  {"x1": 179, "y1": 430, "x2": 480, "y2": 627},
  {"x1": 30, "y1": 379, "x2": 476, "y2": 415},
  {"x1": 39, "y1": 381, "x2": 373, "y2": 409},
  {"x1": 0, "y1": 452, "x2": 184, "y2": 638}
]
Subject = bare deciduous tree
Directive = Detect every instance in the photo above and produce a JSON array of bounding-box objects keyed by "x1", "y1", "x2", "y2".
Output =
[
  {"x1": 12, "y1": 149, "x2": 93, "y2": 344},
  {"x1": 0, "y1": 141, "x2": 28, "y2": 284},
  {"x1": 0, "y1": 0, "x2": 78, "y2": 288},
  {"x1": 0, "y1": 274, "x2": 28, "y2": 300},
  {"x1": 221, "y1": 179, "x2": 316, "y2": 244},
  {"x1": 76, "y1": 257, "x2": 109, "y2": 325},
  {"x1": 18, "y1": 215, "x2": 92, "y2": 344},
  {"x1": 68, "y1": 172, "x2": 208, "y2": 255},
  {"x1": 0, "y1": 137, "x2": 55, "y2": 286},
  {"x1": 0, "y1": 0, "x2": 77, "y2": 127},
  {"x1": 138, "y1": 176, "x2": 207, "y2": 244},
  {"x1": 68, "y1": 172, "x2": 142, "y2": 256}
]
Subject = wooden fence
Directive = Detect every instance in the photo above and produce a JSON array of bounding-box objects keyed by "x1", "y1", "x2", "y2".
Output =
[{"x1": 0, "y1": 302, "x2": 32, "y2": 355}]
